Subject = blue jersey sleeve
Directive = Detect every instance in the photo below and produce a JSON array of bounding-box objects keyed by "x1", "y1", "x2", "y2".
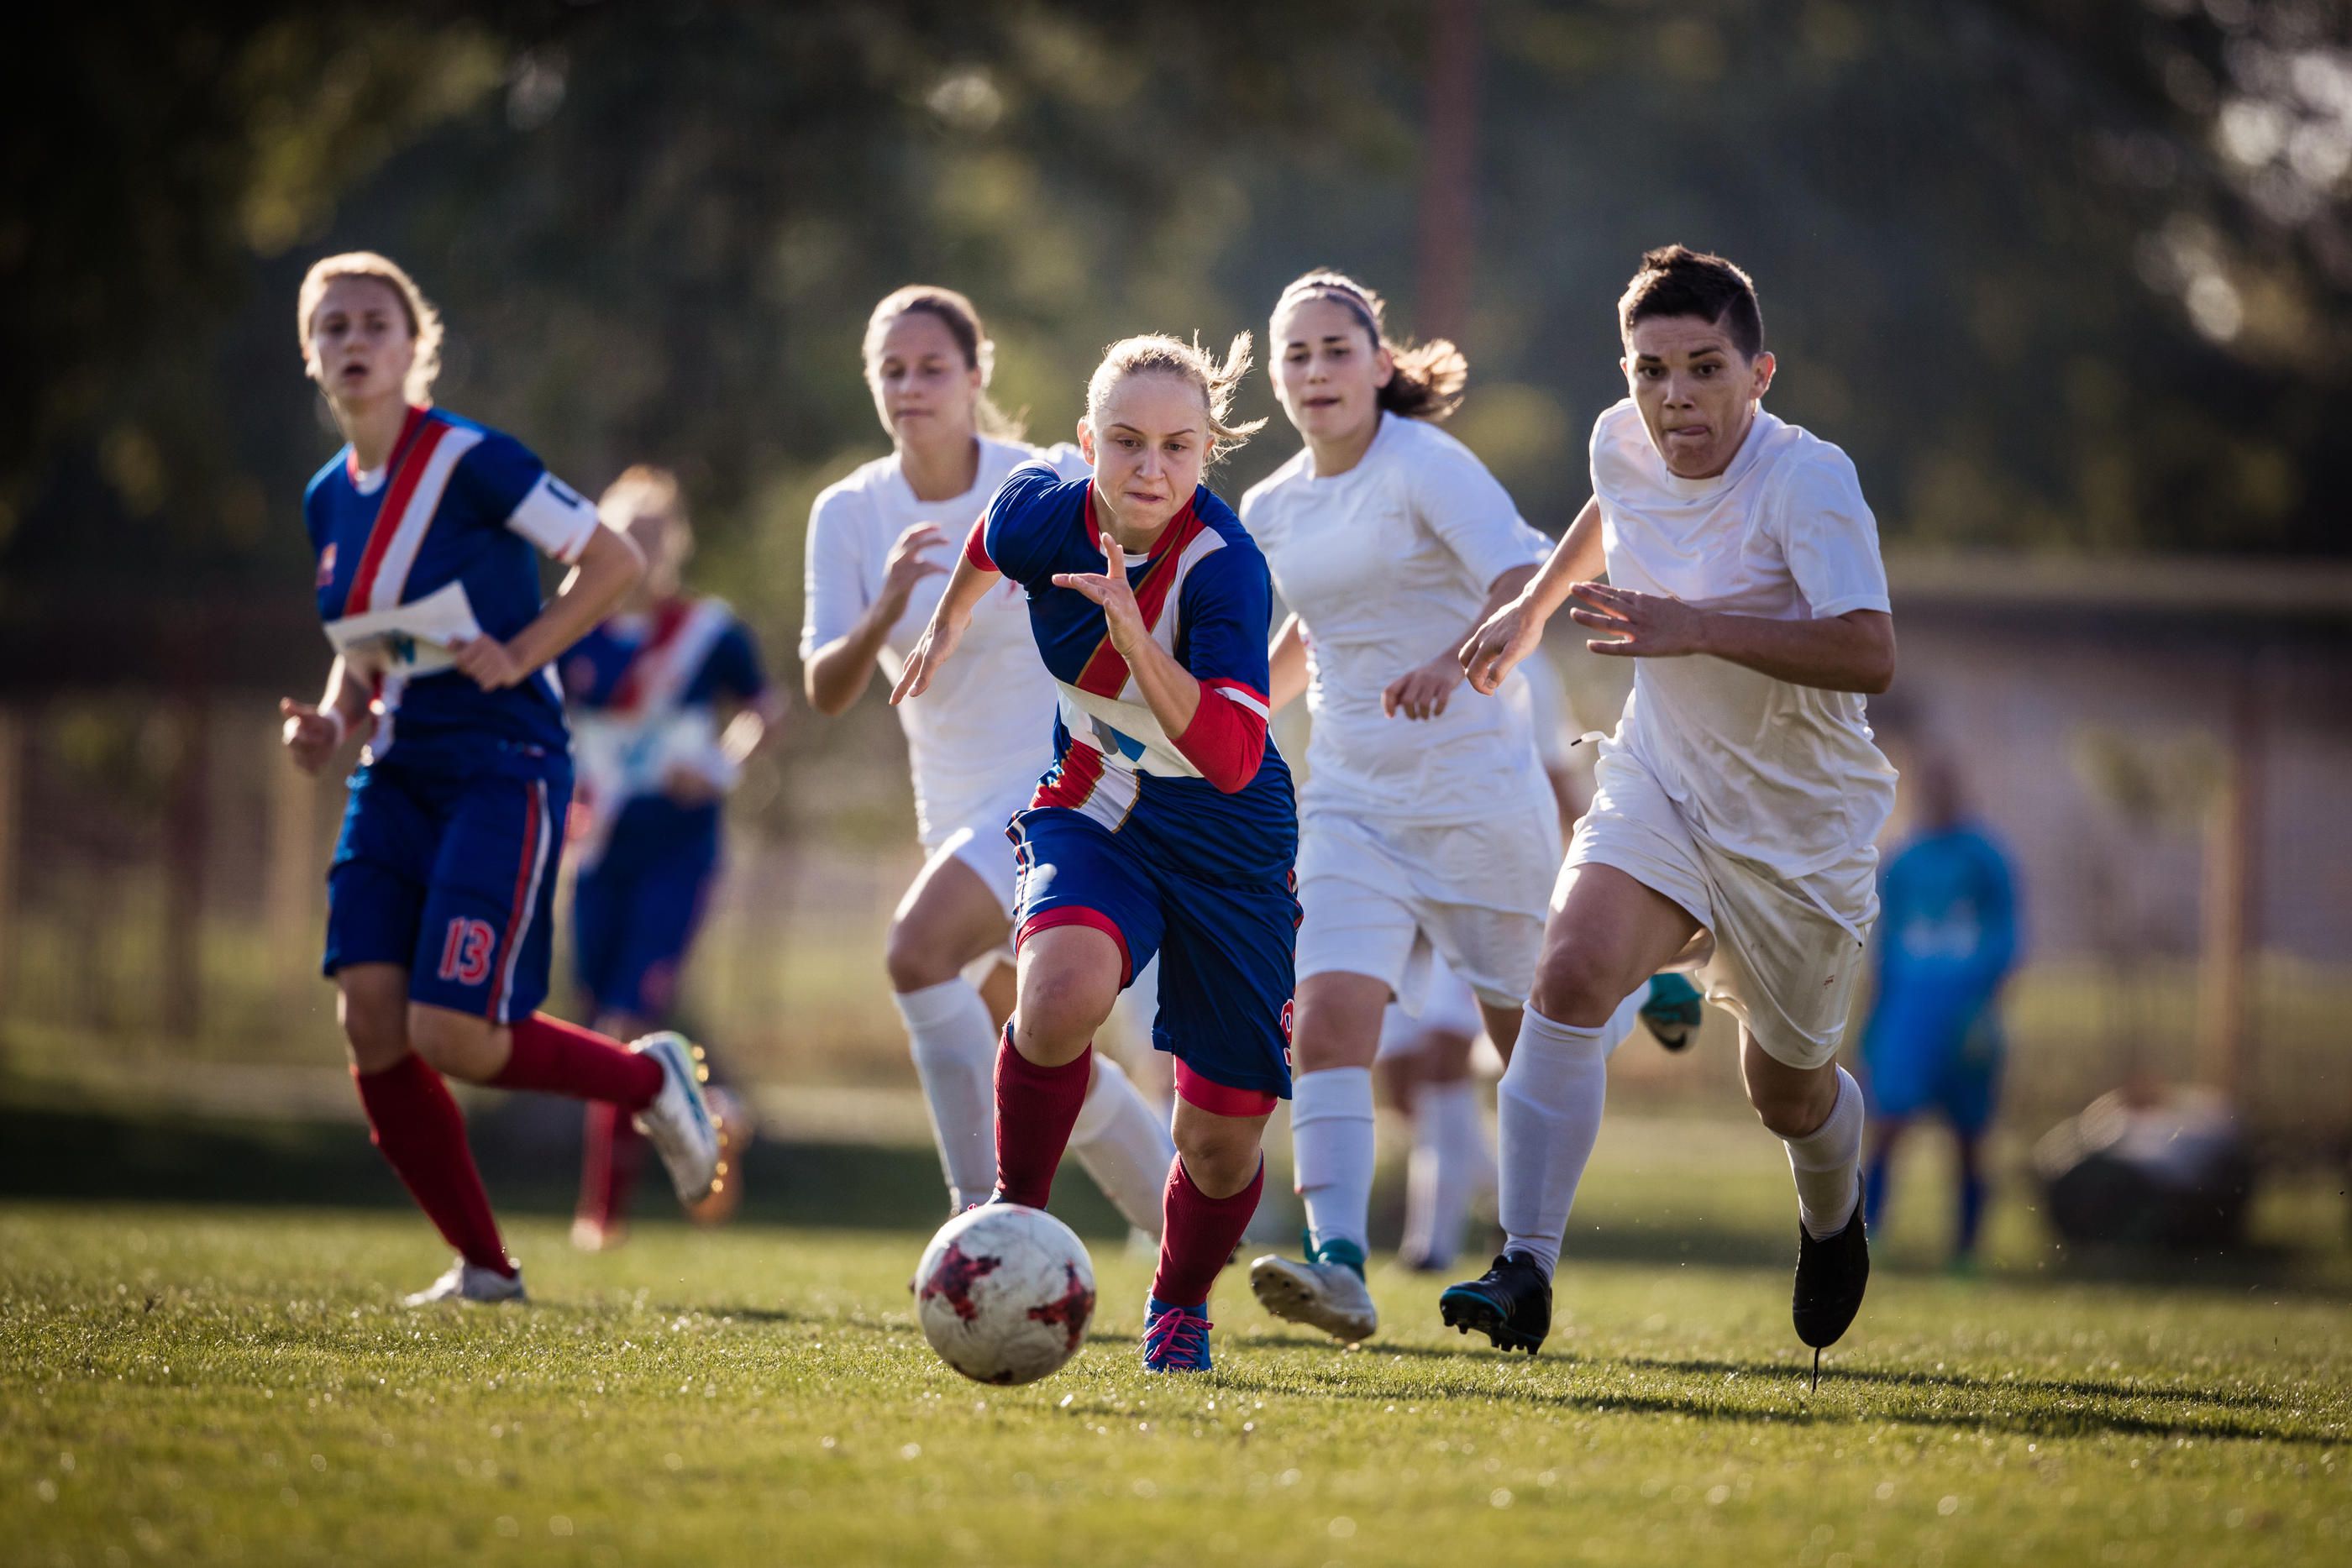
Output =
[
  {"x1": 451, "y1": 429, "x2": 549, "y2": 526},
  {"x1": 1173, "y1": 538, "x2": 1275, "y2": 697},
  {"x1": 1968, "y1": 833, "x2": 2020, "y2": 991},
  {"x1": 700, "y1": 620, "x2": 769, "y2": 704},
  {"x1": 979, "y1": 463, "x2": 1069, "y2": 588}
]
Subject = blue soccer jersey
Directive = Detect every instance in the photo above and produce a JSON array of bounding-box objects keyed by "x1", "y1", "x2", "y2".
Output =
[
  {"x1": 970, "y1": 462, "x2": 1296, "y2": 885},
  {"x1": 561, "y1": 597, "x2": 768, "y2": 867},
  {"x1": 970, "y1": 462, "x2": 1299, "y2": 1102},
  {"x1": 305, "y1": 405, "x2": 601, "y2": 779}
]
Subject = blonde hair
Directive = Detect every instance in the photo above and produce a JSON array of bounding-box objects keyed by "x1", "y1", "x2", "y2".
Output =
[
  {"x1": 1272, "y1": 269, "x2": 1468, "y2": 422},
  {"x1": 864, "y1": 285, "x2": 1026, "y2": 442},
  {"x1": 297, "y1": 251, "x2": 444, "y2": 406},
  {"x1": 597, "y1": 464, "x2": 688, "y2": 529},
  {"x1": 1084, "y1": 332, "x2": 1268, "y2": 463}
]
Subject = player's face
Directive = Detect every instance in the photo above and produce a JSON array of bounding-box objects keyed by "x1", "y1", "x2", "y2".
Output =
[
  {"x1": 1079, "y1": 372, "x2": 1210, "y2": 539},
  {"x1": 1271, "y1": 296, "x2": 1391, "y2": 446},
  {"x1": 622, "y1": 510, "x2": 687, "y2": 599},
  {"x1": 868, "y1": 311, "x2": 983, "y2": 445},
  {"x1": 1621, "y1": 313, "x2": 1776, "y2": 480},
  {"x1": 307, "y1": 276, "x2": 415, "y2": 408}
]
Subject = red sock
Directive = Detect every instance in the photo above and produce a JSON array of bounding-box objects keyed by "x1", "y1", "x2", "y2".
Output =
[
  {"x1": 492, "y1": 1014, "x2": 662, "y2": 1109},
  {"x1": 354, "y1": 1056, "x2": 512, "y2": 1276},
  {"x1": 576, "y1": 1101, "x2": 645, "y2": 1230},
  {"x1": 1152, "y1": 1155, "x2": 1265, "y2": 1309},
  {"x1": 994, "y1": 1031, "x2": 1092, "y2": 1208}
]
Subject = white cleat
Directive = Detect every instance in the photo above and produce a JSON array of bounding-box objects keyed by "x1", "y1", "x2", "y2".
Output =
[
  {"x1": 631, "y1": 1031, "x2": 722, "y2": 1204},
  {"x1": 1248, "y1": 1253, "x2": 1379, "y2": 1344},
  {"x1": 402, "y1": 1258, "x2": 527, "y2": 1307}
]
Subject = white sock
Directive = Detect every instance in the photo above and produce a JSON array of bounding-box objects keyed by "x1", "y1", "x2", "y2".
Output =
[
  {"x1": 1496, "y1": 1006, "x2": 1609, "y2": 1280},
  {"x1": 1401, "y1": 1078, "x2": 1488, "y2": 1268},
  {"x1": 1290, "y1": 1066, "x2": 1376, "y2": 1256},
  {"x1": 1068, "y1": 1052, "x2": 1176, "y2": 1236},
  {"x1": 892, "y1": 979, "x2": 998, "y2": 1210},
  {"x1": 1785, "y1": 1065, "x2": 1865, "y2": 1240}
]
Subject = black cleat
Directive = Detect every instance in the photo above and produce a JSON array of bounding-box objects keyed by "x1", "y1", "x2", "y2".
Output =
[
  {"x1": 1792, "y1": 1182, "x2": 1871, "y2": 1372},
  {"x1": 1438, "y1": 1251, "x2": 1551, "y2": 1355}
]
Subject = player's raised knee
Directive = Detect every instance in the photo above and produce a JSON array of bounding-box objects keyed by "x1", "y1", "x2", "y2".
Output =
[
  {"x1": 404, "y1": 1004, "x2": 506, "y2": 1083},
  {"x1": 883, "y1": 918, "x2": 958, "y2": 994},
  {"x1": 1528, "y1": 944, "x2": 1635, "y2": 1030}
]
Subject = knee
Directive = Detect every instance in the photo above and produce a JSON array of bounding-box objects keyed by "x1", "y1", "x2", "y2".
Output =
[
  {"x1": 339, "y1": 994, "x2": 407, "y2": 1074},
  {"x1": 1173, "y1": 1120, "x2": 1258, "y2": 1198},
  {"x1": 1748, "y1": 1077, "x2": 1834, "y2": 1140},
  {"x1": 884, "y1": 920, "x2": 957, "y2": 994},
  {"x1": 1528, "y1": 945, "x2": 1631, "y2": 1030},
  {"x1": 405, "y1": 1005, "x2": 491, "y2": 1082},
  {"x1": 1012, "y1": 969, "x2": 1111, "y2": 1062}
]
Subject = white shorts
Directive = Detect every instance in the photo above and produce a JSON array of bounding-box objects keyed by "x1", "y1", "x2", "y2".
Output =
[
  {"x1": 1296, "y1": 795, "x2": 1561, "y2": 1015},
  {"x1": 1375, "y1": 956, "x2": 1483, "y2": 1060},
  {"x1": 921, "y1": 788, "x2": 1032, "y2": 984},
  {"x1": 1563, "y1": 746, "x2": 1874, "y2": 1071}
]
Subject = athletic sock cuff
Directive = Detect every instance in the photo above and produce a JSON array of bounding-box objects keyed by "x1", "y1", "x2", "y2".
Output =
[
  {"x1": 1517, "y1": 1004, "x2": 1611, "y2": 1058},
  {"x1": 891, "y1": 977, "x2": 985, "y2": 1030},
  {"x1": 1289, "y1": 1065, "x2": 1375, "y2": 1130},
  {"x1": 1785, "y1": 1067, "x2": 1863, "y2": 1167}
]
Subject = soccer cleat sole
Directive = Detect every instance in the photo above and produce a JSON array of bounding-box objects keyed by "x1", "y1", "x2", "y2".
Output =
[
  {"x1": 1247, "y1": 1256, "x2": 1377, "y2": 1344},
  {"x1": 1438, "y1": 1287, "x2": 1543, "y2": 1354}
]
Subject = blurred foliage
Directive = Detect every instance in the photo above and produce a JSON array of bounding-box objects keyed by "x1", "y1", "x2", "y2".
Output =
[{"x1": 5, "y1": 0, "x2": 2349, "y2": 663}]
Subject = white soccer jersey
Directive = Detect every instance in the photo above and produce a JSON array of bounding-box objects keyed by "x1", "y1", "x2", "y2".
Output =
[
  {"x1": 800, "y1": 438, "x2": 1084, "y2": 845},
  {"x1": 1587, "y1": 398, "x2": 1897, "y2": 885},
  {"x1": 1242, "y1": 412, "x2": 1553, "y2": 825}
]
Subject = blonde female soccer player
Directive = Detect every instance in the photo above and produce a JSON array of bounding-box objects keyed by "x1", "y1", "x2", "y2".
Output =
[
  {"x1": 1236, "y1": 270, "x2": 1557, "y2": 1342},
  {"x1": 800, "y1": 286, "x2": 1172, "y2": 1230},
  {"x1": 278, "y1": 253, "x2": 719, "y2": 1303},
  {"x1": 892, "y1": 332, "x2": 1296, "y2": 1373}
]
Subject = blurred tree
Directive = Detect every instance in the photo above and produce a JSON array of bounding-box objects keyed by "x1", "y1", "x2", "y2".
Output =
[{"x1": 4, "y1": 0, "x2": 2347, "y2": 642}]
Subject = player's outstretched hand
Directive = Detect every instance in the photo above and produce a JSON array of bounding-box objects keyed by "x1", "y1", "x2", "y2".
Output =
[
  {"x1": 279, "y1": 698, "x2": 344, "y2": 775},
  {"x1": 890, "y1": 610, "x2": 968, "y2": 705},
  {"x1": 1383, "y1": 653, "x2": 1466, "y2": 721},
  {"x1": 1567, "y1": 582, "x2": 1709, "y2": 659},
  {"x1": 1457, "y1": 596, "x2": 1543, "y2": 695},
  {"x1": 879, "y1": 522, "x2": 950, "y2": 615},
  {"x1": 449, "y1": 636, "x2": 527, "y2": 690},
  {"x1": 1053, "y1": 528, "x2": 1146, "y2": 658}
]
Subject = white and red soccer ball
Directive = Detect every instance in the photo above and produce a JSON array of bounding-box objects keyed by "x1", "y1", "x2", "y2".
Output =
[{"x1": 914, "y1": 1204, "x2": 1095, "y2": 1386}]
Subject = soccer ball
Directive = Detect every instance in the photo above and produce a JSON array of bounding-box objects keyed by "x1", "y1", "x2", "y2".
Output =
[{"x1": 914, "y1": 1203, "x2": 1096, "y2": 1386}]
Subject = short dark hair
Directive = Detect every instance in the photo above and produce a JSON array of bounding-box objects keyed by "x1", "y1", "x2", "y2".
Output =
[{"x1": 1618, "y1": 245, "x2": 1764, "y2": 359}]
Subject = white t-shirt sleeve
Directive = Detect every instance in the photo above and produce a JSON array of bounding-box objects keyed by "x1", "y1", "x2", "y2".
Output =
[
  {"x1": 799, "y1": 485, "x2": 872, "y2": 661},
  {"x1": 1034, "y1": 442, "x2": 1093, "y2": 483},
  {"x1": 1773, "y1": 448, "x2": 1890, "y2": 620},
  {"x1": 504, "y1": 471, "x2": 601, "y2": 563},
  {"x1": 1404, "y1": 430, "x2": 1550, "y2": 585}
]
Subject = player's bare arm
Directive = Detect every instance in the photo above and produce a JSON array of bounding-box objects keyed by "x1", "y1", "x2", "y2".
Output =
[
  {"x1": 1384, "y1": 560, "x2": 1538, "y2": 721},
  {"x1": 806, "y1": 520, "x2": 951, "y2": 714},
  {"x1": 279, "y1": 653, "x2": 372, "y2": 774},
  {"x1": 1569, "y1": 584, "x2": 1895, "y2": 694},
  {"x1": 452, "y1": 523, "x2": 645, "y2": 692},
  {"x1": 1267, "y1": 612, "x2": 1310, "y2": 712},
  {"x1": 1054, "y1": 527, "x2": 1204, "y2": 737},
  {"x1": 890, "y1": 551, "x2": 996, "y2": 705},
  {"x1": 1458, "y1": 494, "x2": 1603, "y2": 694}
]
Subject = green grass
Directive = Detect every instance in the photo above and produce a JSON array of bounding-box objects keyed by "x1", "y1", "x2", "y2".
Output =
[{"x1": 4, "y1": 1114, "x2": 2349, "y2": 1566}]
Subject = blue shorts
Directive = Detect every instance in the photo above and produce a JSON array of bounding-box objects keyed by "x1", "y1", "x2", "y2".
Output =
[
  {"x1": 1011, "y1": 806, "x2": 1299, "y2": 1106},
  {"x1": 324, "y1": 762, "x2": 568, "y2": 1024},
  {"x1": 573, "y1": 834, "x2": 717, "y2": 1022},
  {"x1": 1861, "y1": 991, "x2": 2003, "y2": 1135}
]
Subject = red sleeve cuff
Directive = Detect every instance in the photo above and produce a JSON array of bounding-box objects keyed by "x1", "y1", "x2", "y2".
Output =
[
  {"x1": 1173, "y1": 680, "x2": 1268, "y2": 794},
  {"x1": 963, "y1": 516, "x2": 996, "y2": 573}
]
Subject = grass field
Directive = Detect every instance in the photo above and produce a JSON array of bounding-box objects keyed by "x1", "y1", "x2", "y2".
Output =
[{"x1": 4, "y1": 1110, "x2": 2348, "y2": 1566}]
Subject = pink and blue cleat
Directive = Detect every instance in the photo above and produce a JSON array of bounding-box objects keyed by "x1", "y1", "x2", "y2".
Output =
[{"x1": 1141, "y1": 1298, "x2": 1213, "y2": 1373}]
